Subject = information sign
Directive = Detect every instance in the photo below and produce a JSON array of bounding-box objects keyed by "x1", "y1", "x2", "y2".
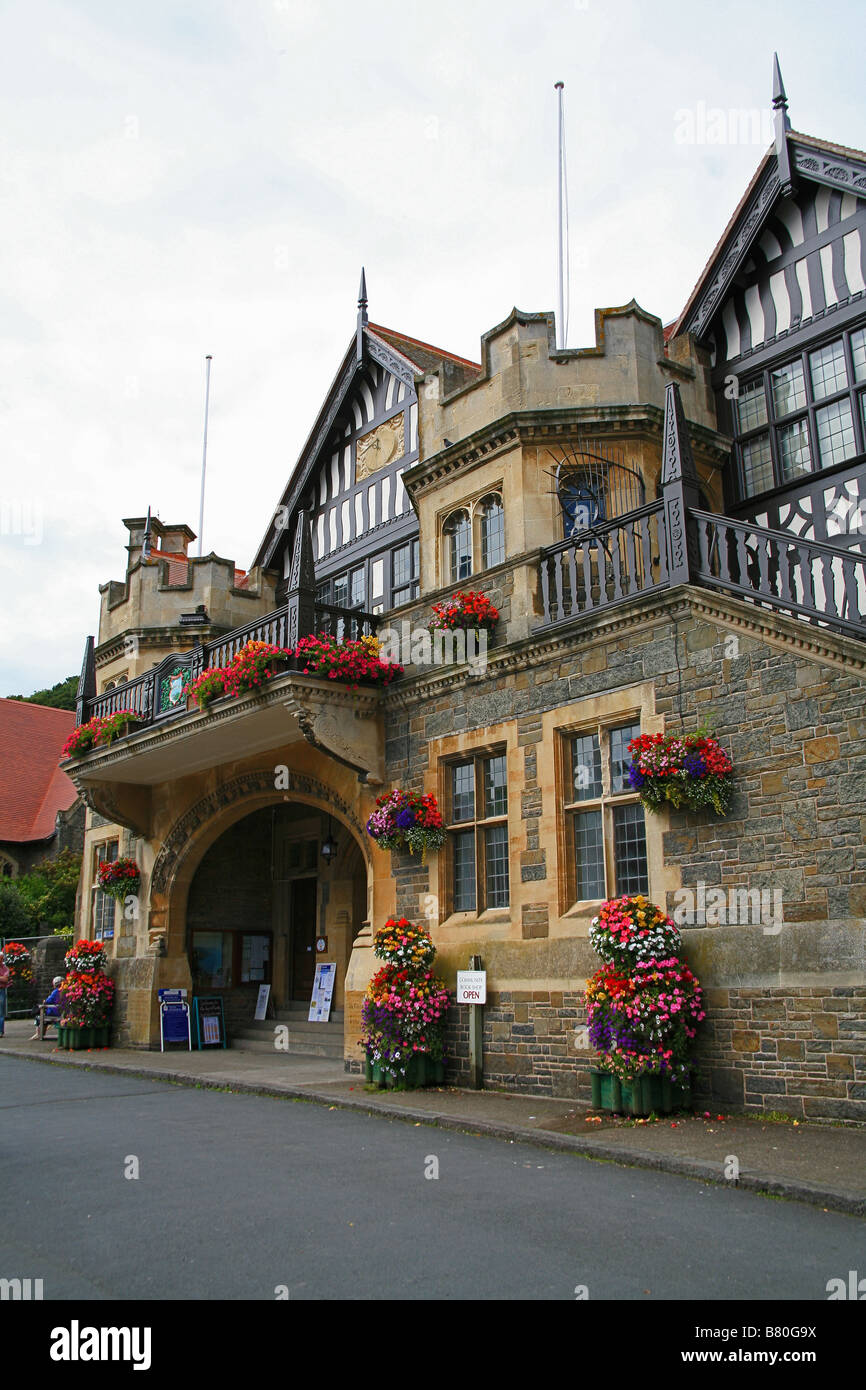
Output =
[
  {"x1": 456, "y1": 970, "x2": 487, "y2": 1004},
  {"x1": 192, "y1": 995, "x2": 227, "y2": 1049},
  {"x1": 308, "y1": 962, "x2": 336, "y2": 1022},
  {"x1": 254, "y1": 984, "x2": 271, "y2": 1021}
]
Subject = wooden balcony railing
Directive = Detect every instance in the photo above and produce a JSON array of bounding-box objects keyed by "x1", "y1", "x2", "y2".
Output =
[{"x1": 75, "y1": 510, "x2": 379, "y2": 730}]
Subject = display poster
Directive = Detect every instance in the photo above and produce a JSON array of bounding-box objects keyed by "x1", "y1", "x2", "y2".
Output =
[{"x1": 308, "y1": 962, "x2": 336, "y2": 1022}]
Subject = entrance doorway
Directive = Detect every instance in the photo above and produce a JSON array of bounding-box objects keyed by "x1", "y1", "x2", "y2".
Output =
[{"x1": 290, "y1": 877, "x2": 317, "y2": 1001}]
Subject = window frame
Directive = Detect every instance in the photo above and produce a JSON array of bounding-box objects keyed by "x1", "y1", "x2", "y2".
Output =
[
  {"x1": 730, "y1": 321, "x2": 866, "y2": 502},
  {"x1": 442, "y1": 747, "x2": 511, "y2": 919},
  {"x1": 560, "y1": 719, "x2": 649, "y2": 910},
  {"x1": 91, "y1": 839, "x2": 119, "y2": 943},
  {"x1": 439, "y1": 488, "x2": 505, "y2": 585}
]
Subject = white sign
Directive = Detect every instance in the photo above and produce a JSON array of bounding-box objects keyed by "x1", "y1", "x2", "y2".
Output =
[
  {"x1": 457, "y1": 970, "x2": 487, "y2": 1004},
  {"x1": 308, "y1": 962, "x2": 337, "y2": 1022},
  {"x1": 254, "y1": 984, "x2": 271, "y2": 1021}
]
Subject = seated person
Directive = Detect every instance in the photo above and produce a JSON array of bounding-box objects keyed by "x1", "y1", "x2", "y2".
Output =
[{"x1": 31, "y1": 977, "x2": 64, "y2": 1039}]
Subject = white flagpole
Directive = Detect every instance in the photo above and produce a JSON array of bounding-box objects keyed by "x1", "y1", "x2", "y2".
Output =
[
  {"x1": 555, "y1": 81, "x2": 566, "y2": 351},
  {"x1": 197, "y1": 355, "x2": 213, "y2": 558}
]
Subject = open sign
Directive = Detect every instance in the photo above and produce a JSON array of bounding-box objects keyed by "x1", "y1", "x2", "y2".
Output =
[{"x1": 456, "y1": 970, "x2": 487, "y2": 1005}]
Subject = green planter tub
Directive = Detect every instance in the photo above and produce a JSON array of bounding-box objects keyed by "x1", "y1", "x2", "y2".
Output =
[
  {"x1": 365, "y1": 1054, "x2": 446, "y2": 1089},
  {"x1": 57, "y1": 1025, "x2": 111, "y2": 1050},
  {"x1": 590, "y1": 1068, "x2": 691, "y2": 1116}
]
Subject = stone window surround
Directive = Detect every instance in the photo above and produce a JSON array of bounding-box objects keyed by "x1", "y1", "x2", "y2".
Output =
[
  {"x1": 560, "y1": 717, "x2": 648, "y2": 909},
  {"x1": 438, "y1": 483, "x2": 504, "y2": 589},
  {"x1": 541, "y1": 682, "x2": 671, "y2": 933},
  {"x1": 91, "y1": 837, "x2": 119, "y2": 946},
  {"x1": 442, "y1": 744, "x2": 510, "y2": 918}
]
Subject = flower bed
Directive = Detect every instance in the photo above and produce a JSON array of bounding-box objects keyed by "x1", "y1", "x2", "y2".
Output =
[
  {"x1": 428, "y1": 591, "x2": 499, "y2": 633},
  {"x1": 361, "y1": 922, "x2": 452, "y2": 1086},
  {"x1": 627, "y1": 729, "x2": 734, "y2": 816},
  {"x1": 585, "y1": 895, "x2": 705, "y2": 1100},
  {"x1": 366, "y1": 790, "x2": 446, "y2": 859},
  {"x1": 294, "y1": 634, "x2": 402, "y2": 688},
  {"x1": 59, "y1": 971, "x2": 115, "y2": 1031}
]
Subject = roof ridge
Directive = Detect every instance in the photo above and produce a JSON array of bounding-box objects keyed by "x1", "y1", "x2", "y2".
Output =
[{"x1": 368, "y1": 322, "x2": 481, "y2": 371}]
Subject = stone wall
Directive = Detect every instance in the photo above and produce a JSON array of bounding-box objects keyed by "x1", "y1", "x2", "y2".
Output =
[{"x1": 371, "y1": 585, "x2": 866, "y2": 1120}]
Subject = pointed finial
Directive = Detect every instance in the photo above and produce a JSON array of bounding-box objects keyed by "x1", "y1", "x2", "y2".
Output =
[
  {"x1": 356, "y1": 266, "x2": 368, "y2": 365},
  {"x1": 772, "y1": 53, "x2": 793, "y2": 195},
  {"x1": 142, "y1": 505, "x2": 153, "y2": 563},
  {"x1": 772, "y1": 52, "x2": 788, "y2": 112}
]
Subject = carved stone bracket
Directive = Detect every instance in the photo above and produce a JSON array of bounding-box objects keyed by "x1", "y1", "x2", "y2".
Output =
[
  {"x1": 73, "y1": 777, "x2": 152, "y2": 838},
  {"x1": 283, "y1": 689, "x2": 384, "y2": 786}
]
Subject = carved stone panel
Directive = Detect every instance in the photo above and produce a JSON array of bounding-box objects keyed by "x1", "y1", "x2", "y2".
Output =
[{"x1": 355, "y1": 415, "x2": 405, "y2": 480}]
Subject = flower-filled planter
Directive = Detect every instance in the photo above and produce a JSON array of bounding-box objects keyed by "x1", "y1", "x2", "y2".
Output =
[
  {"x1": 627, "y1": 729, "x2": 734, "y2": 817},
  {"x1": 62, "y1": 711, "x2": 142, "y2": 757},
  {"x1": 366, "y1": 790, "x2": 446, "y2": 861},
  {"x1": 188, "y1": 667, "x2": 228, "y2": 710},
  {"x1": 361, "y1": 921, "x2": 451, "y2": 1088},
  {"x1": 97, "y1": 857, "x2": 141, "y2": 903},
  {"x1": 64, "y1": 939, "x2": 108, "y2": 975},
  {"x1": 294, "y1": 634, "x2": 402, "y2": 688},
  {"x1": 584, "y1": 895, "x2": 705, "y2": 1115},
  {"x1": 62, "y1": 718, "x2": 106, "y2": 758},
  {"x1": 58, "y1": 939, "x2": 114, "y2": 1049},
  {"x1": 428, "y1": 591, "x2": 499, "y2": 634},
  {"x1": 222, "y1": 641, "x2": 293, "y2": 699}
]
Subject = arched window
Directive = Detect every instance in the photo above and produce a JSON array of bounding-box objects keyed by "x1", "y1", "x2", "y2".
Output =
[
  {"x1": 444, "y1": 510, "x2": 472, "y2": 583},
  {"x1": 478, "y1": 494, "x2": 505, "y2": 570}
]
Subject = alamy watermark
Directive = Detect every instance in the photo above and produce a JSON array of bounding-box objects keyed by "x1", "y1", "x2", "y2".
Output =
[
  {"x1": 377, "y1": 621, "x2": 488, "y2": 676},
  {"x1": 674, "y1": 103, "x2": 774, "y2": 146},
  {"x1": 672, "y1": 883, "x2": 783, "y2": 935}
]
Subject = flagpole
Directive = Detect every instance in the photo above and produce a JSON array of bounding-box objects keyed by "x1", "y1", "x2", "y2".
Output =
[
  {"x1": 555, "y1": 81, "x2": 566, "y2": 350},
  {"x1": 197, "y1": 355, "x2": 213, "y2": 558}
]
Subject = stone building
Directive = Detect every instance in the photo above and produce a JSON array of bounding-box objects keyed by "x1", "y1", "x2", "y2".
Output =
[{"x1": 64, "y1": 68, "x2": 865, "y2": 1120}]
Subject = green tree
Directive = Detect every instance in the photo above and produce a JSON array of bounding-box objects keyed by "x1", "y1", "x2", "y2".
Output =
[
  {"x1": 15, "y1": 849, "x2": 81, "y2": 932},
  {"x1": 7, "y1": 676, "x2": 78, "y2": 710},
  {"x1": 0, "y1": 881, "x2": 30, "y2": 939}
]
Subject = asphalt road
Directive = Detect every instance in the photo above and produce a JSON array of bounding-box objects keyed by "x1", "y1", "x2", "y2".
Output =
[{"x1": 1, "y1": 1057, "x2": 863, "y2": 1301}]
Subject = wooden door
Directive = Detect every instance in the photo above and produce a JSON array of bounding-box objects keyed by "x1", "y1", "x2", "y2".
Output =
[{"x1": 290, "y1": 878, "x2": 318, "y2": 1002}]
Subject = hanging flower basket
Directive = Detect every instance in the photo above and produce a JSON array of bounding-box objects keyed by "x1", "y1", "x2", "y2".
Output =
[
  {"x1": 97, "y1": 857, "x2": 141, "y2": 902},
  {"x1": 366, "y1": 790, "x2": 446, "y2": 860},
  {"x1": 1, "y1": 941, "x2": 33, "y2": 994},
  {"x1": 428, "y1": 591, "x2": 499, "y2": 634},
  {"x1": 627, "y1": 729, "x2": 734, "y2": 817}
]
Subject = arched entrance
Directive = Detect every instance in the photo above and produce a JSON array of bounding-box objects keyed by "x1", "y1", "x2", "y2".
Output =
[{"x1": 180, "y1": 802, "x2": 367, "y2": 1038}]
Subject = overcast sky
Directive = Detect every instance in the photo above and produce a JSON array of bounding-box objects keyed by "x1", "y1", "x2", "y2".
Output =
[{"x1": 1, "y1": 0, "x2": 864, "y2": 696}]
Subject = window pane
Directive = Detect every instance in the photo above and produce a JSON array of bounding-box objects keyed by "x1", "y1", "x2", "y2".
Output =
[
  {"x1": 771, "y1": 360, "x2": 807, "y2": 418},
  {"x1": 741, "y1": 434, "x2": 773, "y2": 496},
  {"x1": 392, "y1": 543, "x2": 412, "y2": 589},
  {"x1": 778, "y1": 418, "x2": 812, "y2": 480},
  {"x1": 613, "y1": 804, "x2": 649, "y2": 896},
  {"x1": 483, "y1": 754, "x2": 508, "y2": 818},
  {"x1": 816, "y1": 399, "x2": 855, "y2": 468},
  {"x1": 451, "y1": 762, "x2": 475, "y2": 822},
  {"x1": 315, "y1": 582, "x2": 330, "y2": 604},
  {"x1": 480, "y1": 495, "x2": 505, "y2": 569},
  {"x1": 736, "y1": 379, "x2": 768, "y2": 432},
  {"x1": 484, "y1": 825, "x2": 510, "y2": 908},
  {"x1": 350, "y1": 567, "x2": 365, "y2": 607},
  {"x1": 574, "y1": 810, "x2": 606, "y2": 900},
  {"x1": 851, "y1": 327, "x2": 866, "y2": 385},
  {"x1": 332, "y1": 573, "x2": 348, "y2": 608},
  {"x1": 810, "y1": 339, "x2": 848, "y2": 401},
  {"x1": 570, "y1": 734, "x2": 602, "y2": 802},
  {"x1": 610, "y1": 724, "x2": 641, "y2": 793},
  {"x1": 453, "y1": 831, "x2": 476, "y2": 911},
  {"x1": 446, "y1": 511, "x2": 472, "y2": 582}
]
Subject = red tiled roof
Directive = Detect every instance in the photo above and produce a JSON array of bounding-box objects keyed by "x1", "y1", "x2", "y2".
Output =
[
  {"x1": 0, "y1": 700, "x2": 79, "y2": 843},
  {"x1": 368, "y1": 323, "x2": 482, "y2": 373}
]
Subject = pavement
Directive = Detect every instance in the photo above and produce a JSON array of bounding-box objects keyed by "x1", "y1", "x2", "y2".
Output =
[{"x1": 1, "y1": 1017, "x2": 864, "y2": 1218}]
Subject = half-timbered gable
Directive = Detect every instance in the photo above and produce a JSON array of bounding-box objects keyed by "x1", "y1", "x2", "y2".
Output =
[
  {"x1": 253, "y1": 278, "x2": 481, "y2": 615},
  {"x1": 674, "y1": 62, "x2": 866, "y2": 556}
]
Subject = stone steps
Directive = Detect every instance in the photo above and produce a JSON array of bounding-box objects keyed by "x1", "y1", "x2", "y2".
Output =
[{"x1": 230, "y1": 1015, "x2": 345, "y2": 1059}]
